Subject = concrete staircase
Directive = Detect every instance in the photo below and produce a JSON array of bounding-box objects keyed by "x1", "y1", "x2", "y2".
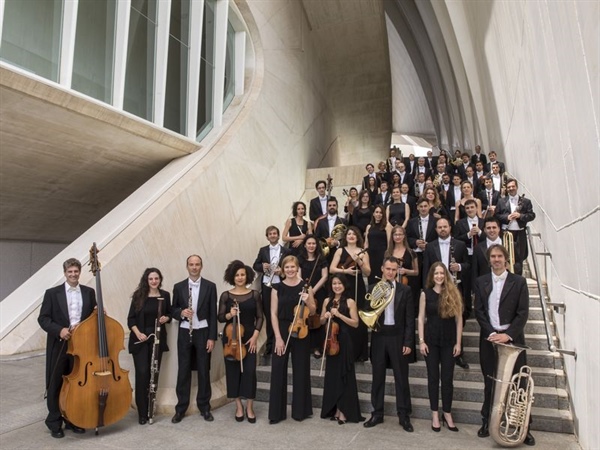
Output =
[{"x1": 255, "y1": 281, "x2": 574, "y2": 434}]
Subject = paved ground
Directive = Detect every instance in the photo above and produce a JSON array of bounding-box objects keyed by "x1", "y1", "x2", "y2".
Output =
[{"x1": 0, "y1": 352, "x2": 581, "y2": 450}]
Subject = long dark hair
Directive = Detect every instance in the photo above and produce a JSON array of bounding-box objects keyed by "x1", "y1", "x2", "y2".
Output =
[
  {"x1": 299, "y1": 234, "x2": 323, "y2": 261},
  {"x1": 327, "y1": 274, "x2": 350, "y2": 313},
  {"x1": 132, "y1": 268, "x2": 163, "y2": 312}
]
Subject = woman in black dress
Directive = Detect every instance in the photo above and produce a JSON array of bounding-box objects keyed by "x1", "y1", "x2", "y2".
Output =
[
  {"x1": 298, "y1": 234, "x2": 329, "y2": 358},
  {"x1": 320, "y1": 274, "x2": 364, "y2": 424},
  {"x1": 454, "y1": 181, "x2": 482, "y2": 223},
  {"x1": 282, "y1": 201, "x2": 313, "y2": 256},
  {"x1": 352, "y1": 190, "x2": 373, "y2": 237},
  {"x1": 127, "y1": 268, "x2": 172, "y2": 425},
  {"x1": 365, "y1": 176, "x2": 378, "y2": 205},
  {"x1": 269, "y1": 255, "x2": 316, "y2": 424},
  {"x1": 423, "y1": 187, "x2": 448, "y2": 221},
  {"x1": 418, "y1": 262, "x2": 463, "y2": 432},
  {"x1": 218, "y1": 260, "x2": 263, "y2": 423},
  {"x1": 364, "y1": 205, "x2": 392, "y2": 285},
  {"x1": 330, "y1": 226, "x2": 371, "y2": 362},
  {"x1": 387, "y1": 186, "x2": 410, "y2": 228}
]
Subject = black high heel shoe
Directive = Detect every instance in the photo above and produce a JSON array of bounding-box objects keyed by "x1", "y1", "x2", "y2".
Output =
[
  {"x1": 441, "y1": 414, "x2": 459, "y2": 432},
  {"x1": 431, "y1": 414, "x2": 441, "y2": 432}
]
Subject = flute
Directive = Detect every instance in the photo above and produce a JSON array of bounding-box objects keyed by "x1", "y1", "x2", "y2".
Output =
[{"x1": 188, "y1": 287, "x2": 193, "y2": 342}]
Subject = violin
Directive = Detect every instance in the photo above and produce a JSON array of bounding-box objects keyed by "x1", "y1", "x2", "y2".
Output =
[
  {"x1": 223, "y1": 300, "x2": 246, "y2": 364},
  {"x1": 288, "y1": 286, "x2": 310, "y2": 340},
  {"x1": 324, "y1": 299, "x2": 340, "y2": 356},
  {"x1": 398, "y1": 258, "x2": 409, "y2": 285}
]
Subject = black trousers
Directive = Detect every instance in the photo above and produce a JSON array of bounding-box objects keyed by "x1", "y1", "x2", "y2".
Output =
[
  {"x1": 132, "y1": 339, "x2": 164, "y2": 419},
  {"x1": 261, "y1": 284, "x2": 275, "y2": 353},
  {"x1": 424, "y1": 343, "x2": 456, "y2": 412},
  {"x1": 224, "y1": 351, "x2": 257, "y2": 399},
  {"x1": 506, "y1": 229, "x2": 528, "y2": 276},
  {"x1": 370, "y1": 332, "x2": 411, "y2": 418},
  {"x1": 45, "y1": 341, "x2": 71, "y2": 432},
  {"x1": 175, "y1": 327, "x2": 211, "y2": 415},
  {"x1": 479, "y1": 335, "x2": 527, "y2": 420}
]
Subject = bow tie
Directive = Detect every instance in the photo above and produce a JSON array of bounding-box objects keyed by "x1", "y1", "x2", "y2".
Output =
[
  {"x1": 189, "y1": 281, "x2": 200, "y2": 288},
  {"x1": 493, "y1": 273, "x2": 508, "y2": 283},
  {"x1": 68, "y1": 286, "x2": 80, "y2": 293},
  {"x1": 439, "y1": 240, "x2": 450, "y2": 245}
]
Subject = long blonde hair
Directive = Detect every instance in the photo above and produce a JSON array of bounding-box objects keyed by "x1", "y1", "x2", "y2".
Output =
[{"x1": 425, "y1": 262, "x2": 462, "y2": 319}]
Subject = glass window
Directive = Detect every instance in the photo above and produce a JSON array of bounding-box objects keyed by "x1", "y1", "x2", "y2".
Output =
[
  {"x1": 71, "y1": 0, "x2": 117, "y2": 103},
  {"x1": 196, "y1": 0, "x2": 215, "y2": 141},
  {"x1": 0, "y1": 0, "x2": 63, "y2": 82},
  {"x1": 164, "y1": 0, "x2": 190, "y2": 135},
  {"x1": 123, "y1": 0, "x2": 157, "y2": 122},
  {"x1": 223, "y1": 21, "x2": 235, "y2": 110}
]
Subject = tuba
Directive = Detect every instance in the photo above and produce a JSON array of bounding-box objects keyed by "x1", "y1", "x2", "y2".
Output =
[
  {"x1": 489, "y1": 342, "x2": 535, "y2": 447},
  {"x1": 359, "y1": 279, "x2": 394, "y2": 331}
]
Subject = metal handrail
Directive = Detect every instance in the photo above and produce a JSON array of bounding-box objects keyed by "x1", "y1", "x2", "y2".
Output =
[{"x1": 526, "y1": 226, "x2": 577, "y2": 359}]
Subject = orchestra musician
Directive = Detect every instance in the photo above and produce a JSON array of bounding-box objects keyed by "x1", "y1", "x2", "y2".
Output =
[
  {"x1": 472, "y1": 217, "x2": 503, "y2": 281},
  {"x1": 282, "y1": 201, "x2": 313, "y2": 257},
  {"x1": 418, "y1": 262, "x2": 463, "y2": 433},
  {"x1": 455, "y1": 181, "x2": 482, "y2": 223},
  {"x1": 365, "y1": 205, "x2": 393, "y2": 285},
  {"x1": 343, "y1": 187, "x2": 359, "y2": 222},
  {"x1": 171, "y1": 255, "x2": 217, "y2": 424},
  {"x1": 319, "y1": 274, "x2": 364, "y2": 424},
  {"x1": 309, "y1": 180, "x2": 334, "y2": 222},
  {"x1": 471, "y1": 145, "x2": 487, "y2": 166},
  {"x1": 363, "y1": 257, "x2": 415, "y2": 432},
  {"x1": 352, "y1": 190, "x2": 373, "y2": 237},
  {"x1": 127, "y1": 268, "x2": 172, "y2": 425},
  {"x1": 217, "y1": 260, "x2": 263, "y2": 423},
  {"x1": 314, "y1": 198, "x2": 348, "y2": 263},
  {"x1": 374, "y1": 180, "x2": 392, "y2": 206},
  {"x1": 406, "y1": 197, "x2": 439, "y2": 273},
  {"x1": 386, "y1": 186, "x2": 410, "y2": 228},
  {"x1": 268, "y1": 256, "x2": 316, "y2": 424},
  {"x1": 485, "y1": 151, "x2": 506, "y2": 174},
  {"x1": 362, "y1": 163, "x2": 379, "y2": 190},
  {"x1": 478, "y1": 176, "x2": 500, "y2": 216},
  {"x1": 38, "y1": 258, "x2": 97, "y2": 438},
  {"x1": 253, "y1": 226, "x2": 290, "y2": 356}
]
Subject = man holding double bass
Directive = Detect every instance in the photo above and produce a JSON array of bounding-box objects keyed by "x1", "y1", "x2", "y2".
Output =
[{"x1": 38, "y1": 258, "x2": 96, "y2": 438}]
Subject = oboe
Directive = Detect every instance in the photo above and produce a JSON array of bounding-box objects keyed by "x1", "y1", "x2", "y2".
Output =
[
  {"x1": 148, "y1": 297, "x2": 164, "y2": 424},
  {"x1": 418, "y1": 217, "x2": 424, "y2": 240},
  {"x1": 188, "y1": 287, "x2": 193, "y2": 342}
]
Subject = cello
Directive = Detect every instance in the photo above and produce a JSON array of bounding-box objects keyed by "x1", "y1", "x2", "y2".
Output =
[{"x1": 59, "y1": 243, "x2": 132, "y2": 434}]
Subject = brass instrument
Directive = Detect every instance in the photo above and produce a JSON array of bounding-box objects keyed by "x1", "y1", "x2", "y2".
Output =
[
  {"x1": 265, "y1": 254, "x2": 281, "y2": 288},
  {"x1": 503, "y1": 231, "x2": 515, "y2": 273},
  {"x1": 318, "y1": 238, "x2": 331, "y2": 257},
  {"x1": 188, "y1": 287, "x2": 193, "y2": 342},
  {"x1": 488, "y1": 342, "x2": 535, "y2": 447},
  {"x1": 326, "y1": 223, "x2": 348, "y2": 248},
  {"x1": 359, "y1": 279, "x2": 395, "y2": 331},
  {"x1": 450, "y1": 242, "x2": 461, "y2": 285},
  {"x1": 148, "y1": 297, "x2": 164, "y2": 424},
  {"x1": 433, "y1": 173, "x2": 442, "y2": 189}
]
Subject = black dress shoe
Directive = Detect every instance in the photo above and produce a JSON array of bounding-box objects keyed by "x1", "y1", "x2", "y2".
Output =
[
  {"x1": 269, "y1": 419, "x2": 279, "y2": 425},
  {"x1": 363, "y1": 416, "x2": 383, "y2": 428},
  {"x1": 171, "y1": 412, "x2": 184, "y2": 423},
  {"x1": 399, "y1": 417, "x2": 414, "y2": 432},
  {"x1": 477, "y1": 420, "x2": 489, "y2": 437},
  {"x1": 139, "y1": 417, "x2": 148, "y2": 425},
  {"x1": 456, "y1": 356, "x2": 470, "y2": 369},
  {"x1": 65, "y1": 422, "x2": 85, "y2": 434},
  {"x1": 51, "y1": 429, "x2": 64, "y2": 439},
  {"x1": 524, "y1": 431, "x2": 536, "y2": 446},
  {"x1": 246, "y1": 409, "x2": 256, "y2": 424},
  {"x1": 202, "y1": 411, "x2": 214, "y2": 422}
]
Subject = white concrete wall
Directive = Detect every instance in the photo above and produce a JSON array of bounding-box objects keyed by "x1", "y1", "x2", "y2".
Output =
[{"x1": 441, "y1": 1, "x2": 599, "y2": 448}]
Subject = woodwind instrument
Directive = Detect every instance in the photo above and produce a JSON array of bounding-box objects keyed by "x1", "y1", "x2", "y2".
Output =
[
  {"x1": 418, "y1": 217, "x2": 424, "y2": 241},
  {"x1": 148, "y1": 297, "x2": 164, "y2": 424},
  {"x1": 450, "y1": 242, "x2": 461, "y2": 285},
  {"x1": 188, "y1": 287, "x2": 193, "y2": 342}
]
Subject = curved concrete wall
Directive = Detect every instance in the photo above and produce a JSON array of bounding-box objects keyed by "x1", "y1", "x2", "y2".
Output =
[{"x1": 437, "y1": 1, "x2": 599, "y2": 448}]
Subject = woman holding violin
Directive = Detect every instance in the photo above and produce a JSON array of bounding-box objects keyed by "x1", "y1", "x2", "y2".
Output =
[
  {"x1": 320, "y1": 274, "x2": 364, "y2": 424},
  {"x1": 217, "y1": 260, "x2": 263, "y2": 423},
  {"x1": 282, "y1": 201, "x2": 313, "y2": 256},
  {"x1": 269, "y1": 255, "x2": 316, "y2": 424},
  {"x1": 127, "y1": 268, "x2": 172, "y2": 425},
  {"x1": 330, "y1": 226, "x2": 371, "y2": 362}
]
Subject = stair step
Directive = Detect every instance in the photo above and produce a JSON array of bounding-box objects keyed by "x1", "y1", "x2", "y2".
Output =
[
  {"x1": 463, "y1": 319, "x2": 553, "y2": 335},
  {"x1": 461, "y1": 331, "x2": 557, "y2": 351}
]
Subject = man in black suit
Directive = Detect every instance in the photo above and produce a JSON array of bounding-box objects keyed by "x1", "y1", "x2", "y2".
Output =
[
  {"x1": 252, "y1": 226, "x2": 290, "y2": 355},
  {"x1": 394, "y1": 161, "x2": 414, "y2": 192},
  {"x1": 445, "y1": 174, "x2": 463, "y2": 225},
  {"x1": 171, "y1": 255, "x2": 217, "y2": 423},
  {"x1": 363, "y1": 257, "x2": 414, "y2": 432},
  {"x1": 406, "y1": 198, "x2": 438, "y2": 263},
  {"x1": 453, "y1": 199, "x2": 484, "y2": 304},
  {"x1": 38, "y1": 258, "x2": 97, "y2": 438},
  {"x1": 478, "y1": 176, "x2": 500, "y2": 216},
  {"x1": 362, "y1": 163, "x2": 379, "y2": 190},
  {"x1": 425, "y1": 149, "x2": 438, "y2": 171},
  {"x1": 314, "y1": 198, "x2": 348, "y2": 262},
  {"x1": 422, "y1": 217, "x2": 470, "y2": 369},
  {"x1": 471, "y1": 145, "x2": 487, "y2": 166},
  {"x1": 495, "y1": 179, "x2": 536, "y2": 276},
  {"x1": 403, "y1": 153, "x2": 417, "y2": 176},
  {"x1": 413, "y1": 157, "x2": 431, "y2": 179},
  {"x1": 485, "y1": 151, "x2": 506, "y2": 174},
  {"x1": 309, "y1": 180, "x2": 335, "y2": 222},
  {"x1": 374, "y1": 180, "x2": 391, "y2": 206},
  {"x1": 474, "y1": 244, "x2": 534, "y2": 446},
  {"x1": 456, "y1": 152, "x2": 474, "y2": 181},
  {"x1": 472, "y1": 217, "x2": 503, "y2": 281}
]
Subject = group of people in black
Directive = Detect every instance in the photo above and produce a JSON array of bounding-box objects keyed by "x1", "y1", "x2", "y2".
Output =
[{"x1": 37, "y1": 144, "x2": 536, "y2": 445}]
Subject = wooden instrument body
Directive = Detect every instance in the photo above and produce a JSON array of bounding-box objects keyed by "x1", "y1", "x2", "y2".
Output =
[
  {"x1": 59, "y1": 309, "x2": 132, "y2": 429},
  {"x1": 289, "y1": 302, "x2": 309, "y2": 339},
  {"x1": 223, "y1": 320, "x2": 247, "y2": 361},
  {"x1": 324, "y1": 321, "x2": 340, "y2": 356}
]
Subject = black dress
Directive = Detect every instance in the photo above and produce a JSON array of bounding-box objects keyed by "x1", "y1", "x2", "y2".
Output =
[
  {"x1": 366, "y1": 225, "x2": 387, "y2": 285},
  {"x1": 320, "y1": 298, "x2": 365, "y2": 422},
  {"x1": 338, "y1": 248, "x2": 368, "y2": 361},
  {"x1": 217, "y1": 290, "x2": 263, "y2": 399},
  {"x1": 268, "y1": 282, "x2": 313, "y2": 422},
  {"x1": 352, "y1": 207, "x2": 373, "y2": 237},
  {"x1": 388, "y1": 202, "x2": 407, "y2": 226},
  {"x1": 299, "y1": 256, "x2": 328, "y2": 352},
  {"x1": 287, "y1": 219, "x2": 309, "y2": 256},
  {"x1": 127, "y1": 292, "x2": 172, "y2": 420}
]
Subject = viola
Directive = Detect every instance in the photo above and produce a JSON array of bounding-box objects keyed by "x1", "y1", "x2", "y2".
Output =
[
  {"x1": 324, "y1": 300, "x2": 340, "y2": 356},
  {"x1": 223, "y1": 301, "x2": 246, "y2": 362},
  {"x1": 288, "y1": 286, "x2": 309, "y2": 340}
]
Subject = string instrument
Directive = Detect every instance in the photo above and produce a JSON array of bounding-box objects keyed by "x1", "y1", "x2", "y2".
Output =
[
  {"x1": 319, "y1": 299, "x2": 340, "y2": 376},
  {"x1": 283, "y1": 284, "x2": 310, "y2": 354},
  {"x1": 59, "y1": 243, "x2": 131, "y2": 434},
  {"x1": 397, "y1": 258, "x2": 409, "y2": 285},
  {"x1": 305, "y1": 254, "x2": 323, "y2": 330},
  {"x1": 222, "y1": 300, "x2": 246, "y2": 371}
]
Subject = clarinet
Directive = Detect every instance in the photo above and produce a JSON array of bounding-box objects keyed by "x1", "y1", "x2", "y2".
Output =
[
  {"x1": 450, "y1": 242, "x2": 461, "y2": 285},
  {"x1": 188, "y1": 287, "x2": 193, "y2": 342},
  {"x1": 418, "y1": 217, "x2": 424, "y2": 241},
  {"x1": 148, "y1": 297, "x2": 164, "y2": 424}
]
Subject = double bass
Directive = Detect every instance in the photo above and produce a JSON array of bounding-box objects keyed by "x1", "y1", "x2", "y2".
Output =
[{"x1": 59, "y1": 243, "x2": 131, "y2": 434}]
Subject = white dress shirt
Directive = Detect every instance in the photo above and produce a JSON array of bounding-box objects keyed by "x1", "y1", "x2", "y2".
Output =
[
  {"x1": 383, "y1": 281, "x2": 396, "y2": 325},
  {"x1": 489, "y1": 271, "x2": 510, "y2": 333},
  {"x1": 508, "y1": 196, "x2": 521, "y2": 230},
  {"x1": 438, "y1": 237, "x2": 451, "y2": 269},
  {"x1": 180, "y1": 278, "x2": 208, "y2": 330},
  {"x1": 64, "y1": 283, "x2": 83, "y2": 327}
]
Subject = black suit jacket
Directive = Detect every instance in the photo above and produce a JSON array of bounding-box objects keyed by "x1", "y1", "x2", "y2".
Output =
[
  {"x1": 485, "y1": 160, "x2": 506, "y2": 174},
  {"x1": 309, "y1": 196, "x2": 326, "y2": 222},
  {"x1": 425, "y1": 157, "x2": 438, "y2": 170},
  {"x1": 252, "y1": 244, "x2": 290, "y2": 276},
  {"x1": 474, "y1": 272, "x2": 528, "y2": 343},
  {"x1": 127, "y1": 290, "x2": 172, "y2": 354},
  {"x1": 496, "y1": 196, "x2": 536, "y2": 229},
  {"x1": 314, "y1": 216, "x2": 347, "y2": 241},
  {"x1": 456, "y1": 163, "x2": 474, "y2": 181},
  {"x1": 374, "y1": 191, "x2": 391, "y2": 206},
  {"x1": 368, "y1": 281, "x2": 415, "y2": 348},
  {"x1": 172, "y1": 278, "x2": 217, "y2": 341},
  {"x1": 362, "y1": 174, "x2": 380, "y2": 190},
  {"x1": 403, "y1": 158, "x2": 417, "y2": 176},
  {"x1": 412, "y1": 166, "x2": 432, "y2": 180},
  {"x1": 38, "y1": 283, "x2": 97, "y2": 387},
  {"x1": 422, "y1": 238, "x2": 470, "y2": 286},
  {"x1": 471, "y1": 153, "x2": 488, "y2": 166},
  {"x1": 478, "y1": 189, "x2": 500, "y2": 211},
  {"x1": 397, "y1": 171, "x2": 414, "y2": 190},
  {"x1": 406, "y1": 214, "x2": 438, "y2": 250},
  {"x1": 472, "y1": 240, "x2": 495, "y2": 281},
  {"x1": 445, "y1": 185, "x2": 463, "y2": 213},
  {"x1": 453, "y1": 217, "x2": 485, "y2": 252}
]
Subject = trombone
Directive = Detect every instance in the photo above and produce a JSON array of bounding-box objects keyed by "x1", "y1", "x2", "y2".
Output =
[{"x1": 502, "y1": 231, "x2": 515, "y2": 273}]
